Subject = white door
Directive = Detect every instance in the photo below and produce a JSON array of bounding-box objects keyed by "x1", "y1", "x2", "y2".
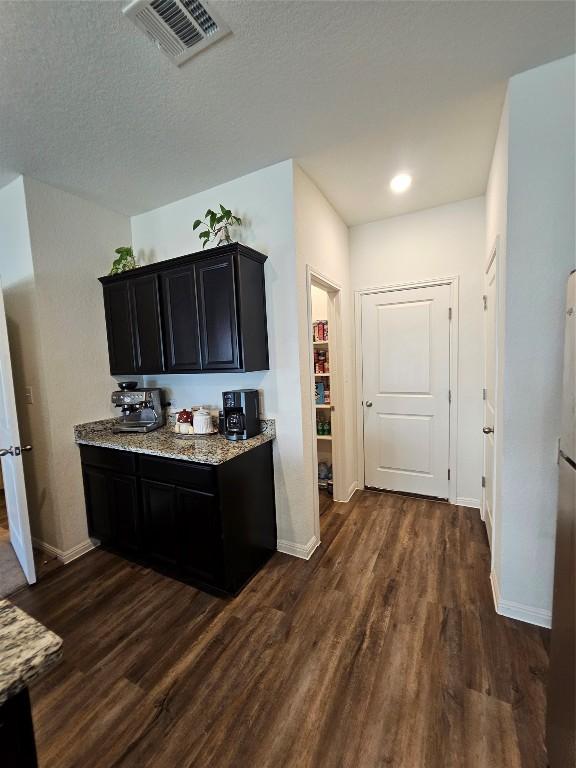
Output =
[
  {"x1": 482, "y1": 252, "x2": 498, "y2": 549},
  {"x1": 362, "y1": 284, "x2": 451, "y2": 498},
  {"x1": 0, "y1": 281, "x2": 35, "y2": 583}
]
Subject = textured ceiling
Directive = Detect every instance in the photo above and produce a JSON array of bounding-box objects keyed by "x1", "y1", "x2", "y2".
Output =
[{"x1": 0, "y1": 1, "x2": 574, "y2": 224}]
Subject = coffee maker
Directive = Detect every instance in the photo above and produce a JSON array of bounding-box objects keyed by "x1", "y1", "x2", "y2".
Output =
[
  {"x1": 222, "y1": 390, "x2": 260, "y2": 441},
  {"x1": 111, "y1": 381, "x2": 165, "y2": 433}
]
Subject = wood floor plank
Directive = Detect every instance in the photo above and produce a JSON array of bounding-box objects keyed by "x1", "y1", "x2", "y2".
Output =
[{"x1": 10, "y1": 490, "x2": 548, "y2": 768}]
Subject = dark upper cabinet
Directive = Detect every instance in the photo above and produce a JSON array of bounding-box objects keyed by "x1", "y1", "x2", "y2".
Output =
[
  {"x1": 129, "y1": 275, "x2": 164, "y2": 373},
  {"x1": 102, "y1": 275, "x2": 164, "y2": 375},
  {"x1": 103, "y1": 281, "x2": 135, "y2": 375},
  {"x1": 195, "y1": 254, "x2": 239, "y2": 370},
  {"x1": 161, "y1": 265, "x2": 202, "y2": 372},
  {"x1": 99, "y1": 243, "x2": 269, "y2": 375}
]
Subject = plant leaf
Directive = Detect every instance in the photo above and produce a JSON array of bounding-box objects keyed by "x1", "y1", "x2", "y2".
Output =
[
  {"x1": 219, "y1": 204, "x2": 227, "y2": 215},
  {"x1": 205, "y1": 209, "x2": 214, "y2": 219},
  {"x1": 199, "y1": 230, "x2": 210, "y2": 239},
  {"x1": 193, "y1": 219, "x2": 202, "y2": 230}
]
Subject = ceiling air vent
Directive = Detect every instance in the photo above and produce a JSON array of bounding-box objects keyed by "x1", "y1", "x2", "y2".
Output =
[{"x1": 123, "y1": 0, "x2": 230, "y2": 67}]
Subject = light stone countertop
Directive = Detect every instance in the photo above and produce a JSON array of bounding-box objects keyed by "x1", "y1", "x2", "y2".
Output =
[
  {"x1": 74, "y1": 418, "x2": 275, "y2": 465},
  {"x1": 0, "y1": 599, "x2": 63, "y2": 706}
]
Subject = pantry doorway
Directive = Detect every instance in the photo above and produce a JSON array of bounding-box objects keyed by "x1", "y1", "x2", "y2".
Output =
[{"x1": 306, "y1": 268, "x2": 346, "y2": 534}]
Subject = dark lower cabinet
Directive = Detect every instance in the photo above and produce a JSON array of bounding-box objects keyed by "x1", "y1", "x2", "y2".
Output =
[
  {"x1": 80, "y1": 443, "x2": 276, "y2": 596},
  {"x1": 177, "y1": 487, "x2": 222, "y2": 583},
  {"x1": 0, "y1": 688, "x2": 38, "y2": 768},
  {"x1": 141, "y1": 479, "x2": 179, "y2": 567},
  {"x1": 83, "y1": 466, "x2": 139, "y2": 552}
]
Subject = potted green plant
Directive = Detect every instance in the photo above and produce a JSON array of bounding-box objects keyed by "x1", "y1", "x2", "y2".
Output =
[
  {"x1": 109, "y1": 246, "x2": 137, "y2": 275},
  {"x1": 193, "y1": 205, "x2": 242, "y2": 248}
]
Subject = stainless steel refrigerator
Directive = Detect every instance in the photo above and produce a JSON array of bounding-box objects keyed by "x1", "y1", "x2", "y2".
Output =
[{"x1": 547, "y1": 270, "x2": 576, "y2": 767}]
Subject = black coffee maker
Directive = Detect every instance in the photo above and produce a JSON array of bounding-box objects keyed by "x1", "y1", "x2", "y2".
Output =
[{"x1": 222, "y1": 390, "x2": 260, "y2": 441}]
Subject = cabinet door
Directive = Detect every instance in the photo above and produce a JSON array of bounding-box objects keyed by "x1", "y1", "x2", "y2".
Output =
[
  {"x1": 177, "y1": 488, "x2": 223, "y2": 583},
  {"x1": 110, "y1": 474, "x2": 139, "y2": 553},
  {"x1": 129, "y1": 275, "x2": 164, "y2": 373},
  {"x1": 83, "y1": 466, "x2": 113, "y2": 542},
  {"x1": 161, "y1": 266, "x2": 202, "y2": 372},
  {"x1": 103, "y1": 281, "x2": 135, "y2": 375},
  {"x1": 141, "y1": 479, "x2": 178, "y2": 567},
  {"x1": 195, "y1": 255, "x2": 240, "y2": 370}
]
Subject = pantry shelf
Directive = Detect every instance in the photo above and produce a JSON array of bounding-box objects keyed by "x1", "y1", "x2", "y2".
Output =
[
  {"x1": 315, "y1": 404, "x2": 331, "y2": 409},
  {"x1": 317, "y1": 435, "x2": 333, "y2": 441}
]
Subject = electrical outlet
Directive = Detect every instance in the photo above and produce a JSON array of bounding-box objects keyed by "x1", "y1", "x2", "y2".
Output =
[{"x1": 24, "y1": 386, "x2": 33, "y2": 404}]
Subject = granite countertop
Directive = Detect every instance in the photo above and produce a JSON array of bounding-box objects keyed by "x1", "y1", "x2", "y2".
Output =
[
  {"x1": 74, "y1": 418, "x2": 275, "y2": 465},
  {"x1": 0, "y1": 600, "x2": 62, "y2": 706}
]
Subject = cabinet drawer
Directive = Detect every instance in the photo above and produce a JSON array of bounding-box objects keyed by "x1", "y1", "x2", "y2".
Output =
[
  {"x1": 139, "y1": 455, "x2": 217, "y2": 492},
  {"x1": 79, "y1": 445, "x2": 137, "y2": 474}
]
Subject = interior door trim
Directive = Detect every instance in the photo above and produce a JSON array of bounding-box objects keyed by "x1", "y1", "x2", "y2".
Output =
[{"x1": 354, "y1": 275, "x2": 460, "y2": 505}]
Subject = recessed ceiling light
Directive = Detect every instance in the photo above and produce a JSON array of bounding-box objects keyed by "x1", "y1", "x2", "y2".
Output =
[{"x1": 390, "y1": 173, "x2": 412, "y2": 194}]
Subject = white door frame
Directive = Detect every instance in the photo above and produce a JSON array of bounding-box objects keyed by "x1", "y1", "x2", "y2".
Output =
[
  {"x1": 305, "y1": 266, "x2": 346, "y2": 542},
  {"x1": 354, "y1": 276, "x2": 459, "y2": 504},
  {"x1": 482, "y1": 237, "x2": 500, "y2": 551}
]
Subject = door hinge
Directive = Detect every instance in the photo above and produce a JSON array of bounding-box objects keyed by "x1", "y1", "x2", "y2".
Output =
[
  {"x1": 482, "y1": 387, "x2": 487, "y2": 401},
  {"x1": 448, "y1": 468, "x2": 451, "y2": 480},
  {"x1": 448, "y1": 389, "x2": 452, "y2": 403},
  {"x1": 448, "y1": 307, "x2": 452, "y2": 321},
  {"x1": 482, "y1": 475, "x2": 486, "y2": 488},
  {"x1": 483, "y1": 295, "x2": 487, "y2": 311}
]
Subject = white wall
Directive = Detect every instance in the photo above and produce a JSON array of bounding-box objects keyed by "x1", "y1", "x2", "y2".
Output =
[
  {"x1": 311, "y1": 284, "x2": 328, "y2": 321},
  {"x1": 131, "y1": 161, "x2": 316, "y2": 553},
  {"x1": 0, "y1": 177, "x2": 130, "y2": 553},
  {"x1": 488, "y1": 55, "x2": 575, "y2": 625},
  {"x1": 350, "y1": 196, "x2": 486, "y2": 507},
  {"x1": 294, "y1": 165, "x2": 357, "y2": 515},
  {"x1": 23, "y1": 177, "x2": 131, "y2": 552}
]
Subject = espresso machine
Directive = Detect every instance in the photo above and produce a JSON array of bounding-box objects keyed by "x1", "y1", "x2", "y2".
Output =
[
  {"x1": 111, "y1": 381, "x2": 165, "y2": 433},
  {"x1": 222, "y1": 390, "x2": 260, "y2": 441}
]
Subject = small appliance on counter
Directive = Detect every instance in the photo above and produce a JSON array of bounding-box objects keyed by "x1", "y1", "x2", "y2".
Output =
[
  {"x1": 111, "y1": 381, "x2": 165, "y2": 433},
  {"x1": 222, "y1": 389, "x2": 260, "y2": 441}
]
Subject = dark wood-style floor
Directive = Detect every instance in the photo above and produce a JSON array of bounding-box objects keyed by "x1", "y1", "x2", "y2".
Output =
[{"x1": 11, "y1": 491, "x2": 548, "y2": 768}]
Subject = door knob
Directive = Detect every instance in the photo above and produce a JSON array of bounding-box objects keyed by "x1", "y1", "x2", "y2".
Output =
[
  {"x1": 365, "y1": 401, "x2": 373, "y2": 407},
  {"x1": 0, "y1": 447, "x2": 14, "y2": 457},
  {"x1": 20, "y1": 445, "x2": 32, "y2": 452},
  {"x1": 483, "y1": 427, "x2": 494, "y2": 434}
]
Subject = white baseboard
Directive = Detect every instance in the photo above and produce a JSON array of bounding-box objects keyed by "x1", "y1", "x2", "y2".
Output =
[
  {"x1": 334, "y1": 481, "x2": 359, "y2": 504},
  {"x1": 33, "y1": 537, "x2": 97, "y2": 565},
  {"x1": 277, "y1": 534, "x2": 320, "y2": 560},
  {"x1": 456, "y1": 497, "x2": 481, "y2": 509},
  {"x1": 490, "y1": 571, "x2": 551, "y2": 629}
]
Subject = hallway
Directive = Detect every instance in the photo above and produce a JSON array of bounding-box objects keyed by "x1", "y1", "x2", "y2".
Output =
[{"x1": 12, "y1": 491, "x2": 548, "y2": 768}]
